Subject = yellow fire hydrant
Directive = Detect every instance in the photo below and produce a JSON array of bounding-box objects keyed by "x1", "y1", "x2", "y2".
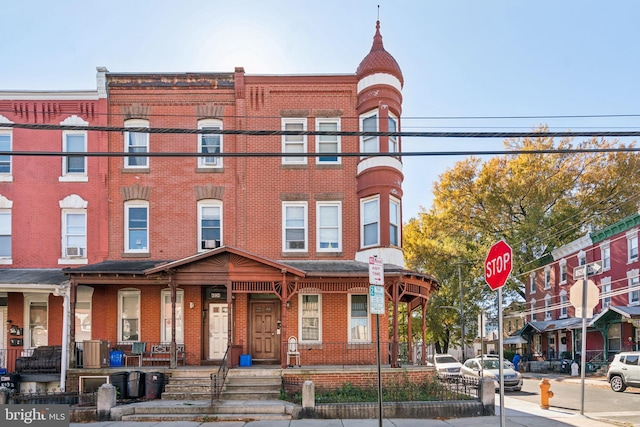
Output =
[{"x1": 539, "y1": 378, "x2": 554, "y2": 409}]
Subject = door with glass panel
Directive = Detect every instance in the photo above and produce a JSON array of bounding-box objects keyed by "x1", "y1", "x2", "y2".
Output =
[{"x1": 208, "y1": 303, "x2": 228, "y2": 359}]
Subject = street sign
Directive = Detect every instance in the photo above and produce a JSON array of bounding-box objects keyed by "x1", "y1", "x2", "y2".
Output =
[
  {"x1": 570, "y1": 279, "x2": 599, "y2": 318},
  {"x1": 484, "y1": 239, "x2": 513, "y2": 291},
  {"x1": 573, "y1": 261, "x2": 602, "y2": 279},
  {"x1": 368, "y1": 256, "x2": 384, "y2": 285},
  {"x1": 370, "y1": 285, "x2": 385, "y2": 315}
]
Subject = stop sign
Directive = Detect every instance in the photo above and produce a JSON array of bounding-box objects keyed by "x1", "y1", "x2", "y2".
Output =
[{"x1": 485, "y1": 239, "x2": 513, "y2": 290}]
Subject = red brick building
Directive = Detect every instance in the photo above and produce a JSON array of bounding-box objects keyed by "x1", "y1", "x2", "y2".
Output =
[
  {"x1": 56, "y1": 20, "x2": 438, "y2": 371},
  {"x1": 521, "y1": 212, "x2": 640, "y2": 365},
  {"x1": 0, "y1": 71, "x2": 109, "y2": 387}
]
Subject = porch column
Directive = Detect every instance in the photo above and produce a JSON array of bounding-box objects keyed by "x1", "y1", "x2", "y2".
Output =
[
  {"x1": 227, "y1": 280, "x2": 233, "y2": 369},
  {"x1": 391, "y1": 280, "x2": 399, "y2": 368},
  {"x1": 407, "y1": 303, "x2": 413, "y2": 364},
  {"x1": 69, "y1": 279, "x2": 78, "y2": 367},
  {"x1": 422, "y1": 301, "x2": 427, "y2": 365},
  {"x1": 280, "y1": 271, "x2": 288, "y2": 369},
  {"x1": 169, "y1": 271, "x2": 177, "y2": 369}
]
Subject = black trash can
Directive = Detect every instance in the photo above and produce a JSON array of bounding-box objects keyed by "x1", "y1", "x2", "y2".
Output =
[
  {"x1": 109, "y1": 372, "x2": 129, "y2": 400},
  {"x1": 127, "y1": 371, "x2": 145, "y2": 399},
  {"x1": 144, "y1": 372, "x2": 164, "y2": 399}
]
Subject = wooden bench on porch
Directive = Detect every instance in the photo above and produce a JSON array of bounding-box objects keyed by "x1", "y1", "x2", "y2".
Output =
[{"x1": 142, "y1": 344, "x2": 185, "y2": 366}]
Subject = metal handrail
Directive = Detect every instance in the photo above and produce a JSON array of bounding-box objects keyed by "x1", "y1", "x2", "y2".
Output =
[{"x1": 210, "y1": 345, "x2": 229, "y2": 402}]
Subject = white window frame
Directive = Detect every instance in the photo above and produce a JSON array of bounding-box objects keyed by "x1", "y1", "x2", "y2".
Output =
[
  {"x1": 559, "y1": 290, "x2": 568, "y2": 318},
  {"x1": 389, "y1": 197, "x2": 400, "y2": 247},
  {"x1": 348, "y1": 293, "x2": 371, "y2": 343},
  {"x1": 125, "y1": 201, "x2": 149, "y2": 253},
  {"x1": 75, "y1": 286, "x2": 93, "y2": 343},
  {"x1": 601, "y1": 241, "x2": 611, "y2": 271},
  {"x1": 578, "y1": 250, "x2": 586, "y2": 266},
  {"x1": 283, "y1": 201, "x2": 308, "y2": 252},
  {"x1": 299, "y1": 293, "x2": 322, "y2": 344},
  {"x1": 628, "y1": 269, "x2": 640, "y2": 306},
  {"x1": 198, "y1": 119, "x2": 223, "y2": 168},
  {"x1": 62, "y1": 209, "x2": 87, "y2": 259},
  {"x1": 361, "y1": 196, "x2": 380, "y2": 248},
  {"x1": 544, "y1": 294, "x2": 552, "y2": 320},
  {"x1": 24, "y1": 294, "x2": 48, "y2": 348},
  {"x1": 544, "y1": 266, "x2": 551, "y2": 289},
  {"x1": 61, "y1": 130, "x2": 88, "y2": 180},
  {"x1": 627, "y1": 230, "x2": 639, "y2": 263},
  {"x1": 198, "y1": 200, "x2": 223, "y2": 251},
  {"x1": 282, "y1": 118, "x2": 307, "y2": 165},
  {"x1": 315, "y1": 118, "x2": 340, "y2": 164},
  {"x1": 360, "y1": 110, "x2": 379, "y2": 155},
  {"x1": 124, "y1": 119, "x2": 149, "y2": 168},
  {"x1": 601, "y1": 276, "x2": 611, "y2": 309},
  {"x1": 0, "y1": 208, "x2": 11, "y2": 263},
  {"x1": 317, "y1": 201, "x2": 341, "y2": 252},
  {"x1": 388, "y1": 114, "x2": 398, "y2": 154},
  {"x1": 529, "y1": 272, "x2": 536, "y2": 295},
  {"x1": 118, "y1": 290, "x2": 140, "y2": 342},
  {"x1": 530, "y1": 299, "x2": 536, "y2": 322},
  {"x1": 0, "y1": 123, "x2": 13, "y2": 181},
  {"x1": 559, "y1": 259, "x2": 567, "y2": 284},
  {"x1": 161, "y1": 289, "x2": 184, "y2": 343}
]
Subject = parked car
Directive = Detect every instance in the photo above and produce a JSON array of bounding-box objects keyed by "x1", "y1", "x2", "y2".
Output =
[
  {"x1": 607, "y1": 351, "x2": 640, "y2": 392},
  {"x1": 481, "y1": 354, "x2": 515, "y2": 370},
  {"x1": 461, "y1": 357, "x2": 523, "y2": 391},
  {"x1": 427, "y1": 354, "x2": 463, "y2": 378}
]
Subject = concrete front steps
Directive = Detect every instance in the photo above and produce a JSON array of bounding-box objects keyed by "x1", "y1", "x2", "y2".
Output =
[
  {"x1": 161, "y1": 368, "x2": 216, "y2": 400},
  {"x1": 116, "y1": 399, "x2": 296, "y2": 422},
  {"x1": 221, "y1": 368, "x2": 282, "y2": 400}
]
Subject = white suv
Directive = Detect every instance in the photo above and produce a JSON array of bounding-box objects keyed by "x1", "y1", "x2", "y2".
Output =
[
  {"x1": 427, "y1": 354, "x2": 463, "y2": 378},
  {"x1": 607, "y1": 351, "x2": 640, "y2": 392}
]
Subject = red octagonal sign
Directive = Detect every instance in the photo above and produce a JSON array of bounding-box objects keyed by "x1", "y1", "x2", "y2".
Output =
[{"x1": 485, "y1": 239, "x2": 513, "y2": 291}]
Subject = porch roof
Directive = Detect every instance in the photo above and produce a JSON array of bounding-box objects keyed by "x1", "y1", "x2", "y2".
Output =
[
  {"x1": 63, "y1": 260, "x2": 171, "y2": 274},
  {"x1": 524, "y1": 317, "x2": 583, "y2": 333},
  {"x1": 590, "y1": 305, "x2": 640, "y2": 325},
  {"x1": 0, "y1": 268, "x2": 67, "y2": 284}
]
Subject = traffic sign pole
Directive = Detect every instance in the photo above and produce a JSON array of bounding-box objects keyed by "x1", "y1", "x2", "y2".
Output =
[{"x1": 580, "y1": 267, "x2": 588, "y2": 416}]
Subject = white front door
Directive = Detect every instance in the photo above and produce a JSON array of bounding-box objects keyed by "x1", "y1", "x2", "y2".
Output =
[{"x1": 208, "y1": 303, "x2": 228, "y2": 359}]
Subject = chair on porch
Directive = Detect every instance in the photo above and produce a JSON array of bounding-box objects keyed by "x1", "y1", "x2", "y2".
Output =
[
  {"x1": 124, "y1": 342, "x2": 146, "y2": 367},
  {"x1": 287, "y1": 336, "x2": 300, "y2": 367}
]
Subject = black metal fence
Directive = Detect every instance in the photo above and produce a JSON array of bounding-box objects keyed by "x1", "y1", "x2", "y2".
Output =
[{"x1": 8, "y1": 391, "x2": 97, "y2": 406}]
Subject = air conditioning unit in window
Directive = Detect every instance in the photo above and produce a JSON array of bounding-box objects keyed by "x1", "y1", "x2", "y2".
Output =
[
  {"x1": 202, "y1": 240, "x2": 221, "y2": 250},
  {"x1": 66, "y1": 246, "x2": 85, "y2": 257}
]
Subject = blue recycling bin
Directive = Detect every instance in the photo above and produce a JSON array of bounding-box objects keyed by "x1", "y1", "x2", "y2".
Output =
[
  {"x1": 109, "y1": 350, "x2": 124, "y2": 367},
  {"x1": 239, "y1": 354, "x2": 252, "y2": 367}
]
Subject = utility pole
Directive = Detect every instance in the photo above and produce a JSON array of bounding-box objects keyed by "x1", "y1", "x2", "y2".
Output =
[{"x1": 458, "y1": 261, "x2": 465, "y2": 361}]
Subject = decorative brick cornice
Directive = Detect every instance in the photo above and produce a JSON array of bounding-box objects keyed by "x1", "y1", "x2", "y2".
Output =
[
  {"x1": 195, "y1": 184, "x2": 225, "y2": 200},
  {"x1": 313, "y1": 109, "x2": 343, "y2": 117},
  {"x1": 314, "y1": 192, "x2": 344, "y2": 201},
  {"x1": 279, "y1": 193, "x2": 309, "y2": 201},
  {"x1": 122, "y1": 104, "x2": 151, "y2": 120},
  {"x1": 121, "y1": 183, "x2": 151, "y2": 201},
  {"x1": 280, "y1": 109, "x2": 309, "y2": 118}
]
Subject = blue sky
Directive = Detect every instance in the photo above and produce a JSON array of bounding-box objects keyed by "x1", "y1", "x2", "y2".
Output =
[{"x1": 3, "y1": 1, "x2": 640, "y2": 220}]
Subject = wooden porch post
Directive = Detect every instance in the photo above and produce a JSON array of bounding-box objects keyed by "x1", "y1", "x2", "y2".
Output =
[
  {"x1": 407, "y1": 302, "x2": 413, "y2": 364},
  {"x1": 227, "y1": 280, "x2": 233, "y2": 369},
  {"x1": 422, "y1": 300, "x2": 427, "y2": 365},
  {"x1": 69, "y1": 279, "x2": 77, "y2": 367},
  {"x1": 392, "y1": 280, "x2": 399, "y2": 368},
  {"x1": 169, "y1": 271, "x2": 177, "y2": 369},
  {"x1": 280, "y1": 271, "x2": 287, "y2": 369}
]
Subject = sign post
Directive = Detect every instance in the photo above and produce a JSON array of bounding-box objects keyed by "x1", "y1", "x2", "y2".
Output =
[
  {"x1": 368, "y1": 256, "x2": 384, "y2": 427},
  {"x1": 572, "y1": 261, "x2": 601, "y2": 415},
  {"x1": 484, "y1": 239, "x2": 512, "y2": 427}
]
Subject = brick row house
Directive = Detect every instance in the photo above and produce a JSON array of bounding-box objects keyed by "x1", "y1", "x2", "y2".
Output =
[
  {"x1": 0, "y1": 21, "x2": 438, "y2": 392},
  {"x1": 520, "y1": 212, "x2": 640, "y2": 365}
]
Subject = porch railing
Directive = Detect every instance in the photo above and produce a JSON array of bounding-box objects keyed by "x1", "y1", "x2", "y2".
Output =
[
  {"x1": 0, "y1": 348, "x2": 33, "y2": 373},
  {"x1": 281, "y1": 341, "x2": 411, "y2": 367},
  {"x1": 210, "y1": 345, "x2": 229, "y2": 402}
]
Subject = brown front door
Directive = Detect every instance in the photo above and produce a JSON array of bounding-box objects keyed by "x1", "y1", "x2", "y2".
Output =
[{"x1": 250, "y1": 301, "x2": 279, "y2": 361}]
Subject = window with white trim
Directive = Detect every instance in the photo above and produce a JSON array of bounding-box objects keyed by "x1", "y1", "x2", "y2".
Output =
[
  {"x1": 198, "y1": 200, "x2": 222, "y2": 251},
  {"x1": 544, "y1": 266, "x2": 551, "y2": 289},
  {"x1": 390, "y1": 197, "x2": 400, "y2": 247},
  {"x1": 361, "y1": 196, "x2": 379, "y2": 247},
  {"x1": 544, "y1": 294, "x2": 551, "y2": 320},
  {"x1": 529, "y1": 272, "x2": 536, "y2": 295},
  {"x1": 299, "y1": 294, "x2": 321, "y2": 343},
  {"x1": 627, "y1": 230, "x2": 638, "y2": 263},
  {"x1": 124, "y1": 119, "x2": 149, "y2": 168},
  {"x1": 118, "y1": 290, "x2": 140, "y2": 342},
  {"x1": 559, "y1": 290, "x2": 568, "y2": 318},
  {"x1": 601, "y1": 276, "x2": 611, "y2": 308},
  {"x1": 559, "y1": 259, "x2": 567, "y2": 284},
  {"x1": 388, "y1": 115, "x2": 398, "y2": 153},
  {"x1": 317, "y1": 202, "x2": 341, "y2": 251},
  {"x1": 349, "y1": 294, "x2": 370, "y2": 342},
  {"x1": 283, "y1": 202, "x2": 307, "y2": 251},
  {"x1": 578, "y1": 250, "x2": 586, "y2": 266},
  {"x1": 607, "y1": 323, "x2": 621, "y2": 353},
  {"x1": 361, "y1": 111, "x2": 378, "y2": 154},
  {"x1": 0, "y1": 209, "x2": 11, "y2": 259},
  {"x1": 63, "y1": 131, "x2": 87, "y2": 176},
  {"x1": 601, "y1": 241, "x2": 611, "y2": 271},
  {"x1": 0, "y1": 129, "x2": 12, "y2": 177},
  {"x1": 628, "y1": 269, "x2": 640, "y2": 306},
  {"x1": 198, "y1": 119, "x2": 222, "y2": 168},
  {"x1": 316, "y1": 118, "x2": 340, "y2": 164},
  {"x1": 282, "y1": 118, "x2": 307, "y2": 164},
  {"x1": 27, "y1": 296, "x2": 48, "y2": 348},
  {"x1": 62, "y1": 211, "x2": 87, "y2": 258},
  {"x1": 125, "y1": 201, "x2": 149, "y2": 252},
  {"x1": 530, "y1": 299, "x2": 536, "y2": 322},
  {"x1": 74, "y1": 286, "x2": 93, "y2": 343},
  {"x1": 161, "y1": 289, "x2": 184, "y2": 343}
]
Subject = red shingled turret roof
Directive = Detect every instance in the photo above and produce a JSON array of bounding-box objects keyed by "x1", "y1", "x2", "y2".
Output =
[{"x1": 356, "y1": 20, "x2": 404, "y2": 86}]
